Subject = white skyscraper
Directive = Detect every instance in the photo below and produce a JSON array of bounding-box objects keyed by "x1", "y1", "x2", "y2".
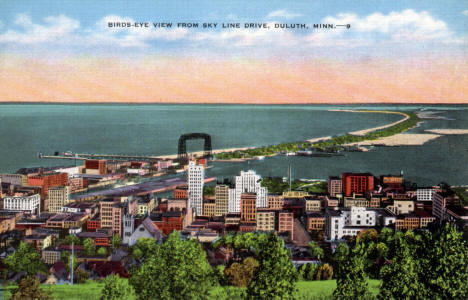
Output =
[
  {"x1": 187, "y1": 161, "x2": 204, "y2": 216},
  {"x1": 228, "y1": 170, "x2": 267, "y2": 213}
]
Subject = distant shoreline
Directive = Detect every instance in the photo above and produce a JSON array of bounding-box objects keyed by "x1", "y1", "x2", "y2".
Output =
[
  {"x1": 0, "y1": 101, "x2": 467, "y2": 106},
  {"x1": 212, "y1": 109, "x2": 420, "y2": 160}
]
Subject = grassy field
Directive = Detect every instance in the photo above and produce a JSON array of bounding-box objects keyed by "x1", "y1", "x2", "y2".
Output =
[
  {"x1": 294, "y1": 279, "x2": 381, "y2": 299},
  {"x1": 208, "y1": 279, "x2": 382, "y2": 300},
  {"x1": 1, "y1": 281, "x2": 104, "y2": 300},
  {"x1": 1, "y1": 279, "x2": 381, "y2": 299}
]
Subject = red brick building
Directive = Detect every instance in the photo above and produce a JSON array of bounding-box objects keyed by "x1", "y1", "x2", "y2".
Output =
[
  {"x1": 342, "y1": 173, "x2": 374, "y2": 197},
  {"x1": 78, "y1": 229, "x2": 112, "y2": 247},
  {"x1": 27, "y1": 172, "x2": 68, "y2": 210},
  {"x1": 150, "y1": 211, "x2": 184, "y2": 236},
  {"x1": 239, "y1": 222, "x2": 256, "y2": 232},
  {"x1": 84, "y1": 160, "x2": 107, "y2": 175},
  {"x1": 278, "y1": 211, "x2": 294, "y2": 240},
  {"x1": 174, "y1": 186, "x2": 188, "y2": 199},
  {"x1": 240, "y1": 193, "x2": 257, "y2": 222},
  {"x1": 86, "y1": 218, "x2": 101, "y2": 232}
]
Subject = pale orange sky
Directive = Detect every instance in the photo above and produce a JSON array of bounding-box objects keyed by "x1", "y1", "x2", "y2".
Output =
[{"x1": 0, "y1": 55, "x2": 466, "y2": 103}]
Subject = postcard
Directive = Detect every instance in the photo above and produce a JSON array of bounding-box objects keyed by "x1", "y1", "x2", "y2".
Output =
[{"x1": 0, "y1": 1, "x2": 466, "y2": 299}]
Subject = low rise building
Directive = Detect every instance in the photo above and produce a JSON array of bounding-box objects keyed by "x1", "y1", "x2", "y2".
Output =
[
  {"x1": 305, "y1": 198, "x2": 321, "y2": 212},
  {"x1": 325, "y1": 207, "x2": 377, "y2": 241},
  {"x1": 137, "y1": 196, "x2": 155, "y2": 215},
  {"x1": 0, "y1": 174, "x2": 27, "y2": 186},
  {"x1": 278, "y1": 211, "x2": 294, "y2": 240},
  {"x1": 68, "y1": 176, "x2": 85, "y2": 193},
  {"x1": 416, "y1": 188, "x2": 436, "y2": 202},
  {"x1": 127, "y1": 218, "x2": 163, "y2": 246},
  {"x1": 62, "y1": 202, "x2": 98, "y2": 217},
  {"x1": 239, "y1": 222, "x2": 257, "y2": 233},
  {"x1": 343, "y1": 196, "x2": 369, "y2": 208},
  {"x1": 25, "y1": 234, "x2": 53, "y2": 251},
  {"x1": 150, "y1": 211, "x2": 184, "y2": 236},
  {"x1": 166, "y1": 198, "x2": 187, "y2": 213},
  {"x1": 256, "y1": 210, "x2": 275, "y2": 232},
  {"x1": 173, "y1": 186, "x2": 188, "y2": 199},
  {"x1": 79, "y1": 229, "x2": 113, "y2": 247},
  {"x1": 325, "y1": 196, "x2": 339, "y2": 207},
  {"x1": 225, "y1": 213, "x2": 241, "y2": 226},
  {"x1": 282, "y1": 191, "x2": 309, "y2": 198},
  {"x1": 306, "y1": 212, "x2": 325, "y2": 231},
  {"x1": 86, "y1": 216, "x2": 101, "y2": 232},
  {"x1": 387, "y1": 200, "x2": 415, "y2": 215},
  {"x1": 0, "y1": 211, "x2": 22, "y2": 234},
  {"x1": 42, "y1": 248, "x2": 61, "y2": 265},
  {"x1": 45, "y1": 213, "x2": 89, "y2": 229},
  {"x1": 267, "y1": 195, "x2": 284, "y2": 210},
  {"x1": 203, "y1": 201, "x2": 216, "y2": 217},
  {"x1": 3, "y1": 193, "x2": 40, "y2": 214}
]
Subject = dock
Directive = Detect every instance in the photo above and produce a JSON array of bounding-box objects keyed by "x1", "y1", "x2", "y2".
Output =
[{"x1": 39, "y1": 153, "x2": 172, "y2": 161}]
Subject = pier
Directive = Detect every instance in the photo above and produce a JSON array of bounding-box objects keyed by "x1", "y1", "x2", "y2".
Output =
[{"x1": 39, "y1": 152, "x2": 174, "y2": 161}]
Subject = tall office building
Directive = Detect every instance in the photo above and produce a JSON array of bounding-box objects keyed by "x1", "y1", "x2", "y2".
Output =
[
  {"x1": 240, "y1": 193, "x2": 257, "y2": 222},
  {"x1": 47, "y1": 186, "x2": 70, "y2": 213},
  {"x1": 327, "y1": 176, "x2": 342, "y2": 197},
  {"x1": 229, "y1": 170, "x2": 267, "y2": 213},
  {"x1": 214, "y1": 185, "x2": 229, "y2": 216},
  {"x1": 188, "y1": 161, "x2": 204, "y2": 216},
  {"x1": 342, "y1": 173, "x2": 374, "y2": 197}
]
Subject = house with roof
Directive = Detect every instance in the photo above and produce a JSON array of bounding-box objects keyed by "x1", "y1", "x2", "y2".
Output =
[{"x1": 127, "y1": 217, "x2": 163, "y2": 246}]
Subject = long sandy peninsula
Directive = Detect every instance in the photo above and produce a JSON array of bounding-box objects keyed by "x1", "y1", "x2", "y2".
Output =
[
  {"x1": 157, "y1": 110, "x2": 468, "y2": 159},
  {"x1": 166, "y1": 109, "x2": 419, "y2": 159},
  {"x1": 343, "y1": 133, "x2": 441, "y2": 146},
  {"x1": 425, "y1": 129, "x2": 468, "y2": 135},
  {"x1": 329, "y1": 109, "x2": 410, "y2": 136}
]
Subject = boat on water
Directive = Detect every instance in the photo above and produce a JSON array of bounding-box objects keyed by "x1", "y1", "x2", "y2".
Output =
[{"x1": 256, "y1": 156, "x2": 265, "y2": 160}]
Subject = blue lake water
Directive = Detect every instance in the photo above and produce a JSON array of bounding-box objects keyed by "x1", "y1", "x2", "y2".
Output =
[{"x1": 0, "y1": 104, "x2": 467, "y2": 185}]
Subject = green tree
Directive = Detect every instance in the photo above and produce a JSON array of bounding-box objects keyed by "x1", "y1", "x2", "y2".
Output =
[
  {"x1": 308, "y1": 241, "x2": 323, "y2": 259},
  {"x1": 11, "y1": 276, "x2": 49, "y2": 300},
  {"x1": 4, "y1": 242, "x2": 46, "y2": 276},
  {"x1": 129, "y1": 232, "x2": 214, "y2": 299},
  {"x1": 97, "y1": 247, "x2": 108, "y2": 257},
  {"x1": 225, "y1": 257, "x2": 259, "y2": 287},
  {"x1": 75, "y1": 269, "x2": 90, "y2": 284},
  {"x1": 131, "y1": 237, "x2": 158, "y2": 260},
  {"x1": 131, "y1": 248, "x2": 143, "y2": 260},
  {"x1": 423, "y1": 223, "x2": 468, "y2": 299},
  {"x1": 203, "y1": 186, "x2": 215, "y2": 196},
  {"x1": 111, "y1": 235, "x2": 122, "y2": 249},
  {"x1": 100, "y1": 274, "x2": 136, "y2": 300},
  {"x1": 60, "y1": 251, "x2": 77, "y2": 272},
  {"x1": 333, "y1": 244, "x2": 369, "y2": 299},
  {"x1": 63, "y1": 234, "x2": 80, "y2": 245},
  {"x1": 83, "y1": 238, "x2": 95, "y2": 256},
  {"x1": 378, "y1": 235, "x2": 424, "y2": 299},
  {"x1": 315, "y1": 263, "x2": 333, "y2": 280},
  {"x1": 298, "y1": 263, "x2": 318, "y2": 281},
  {"x1": 246, "y1": 233, "x2": 297, "y2": 299},
  {"x1": 214, "y1": 265, "x2": 227, "y2": 286}
]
